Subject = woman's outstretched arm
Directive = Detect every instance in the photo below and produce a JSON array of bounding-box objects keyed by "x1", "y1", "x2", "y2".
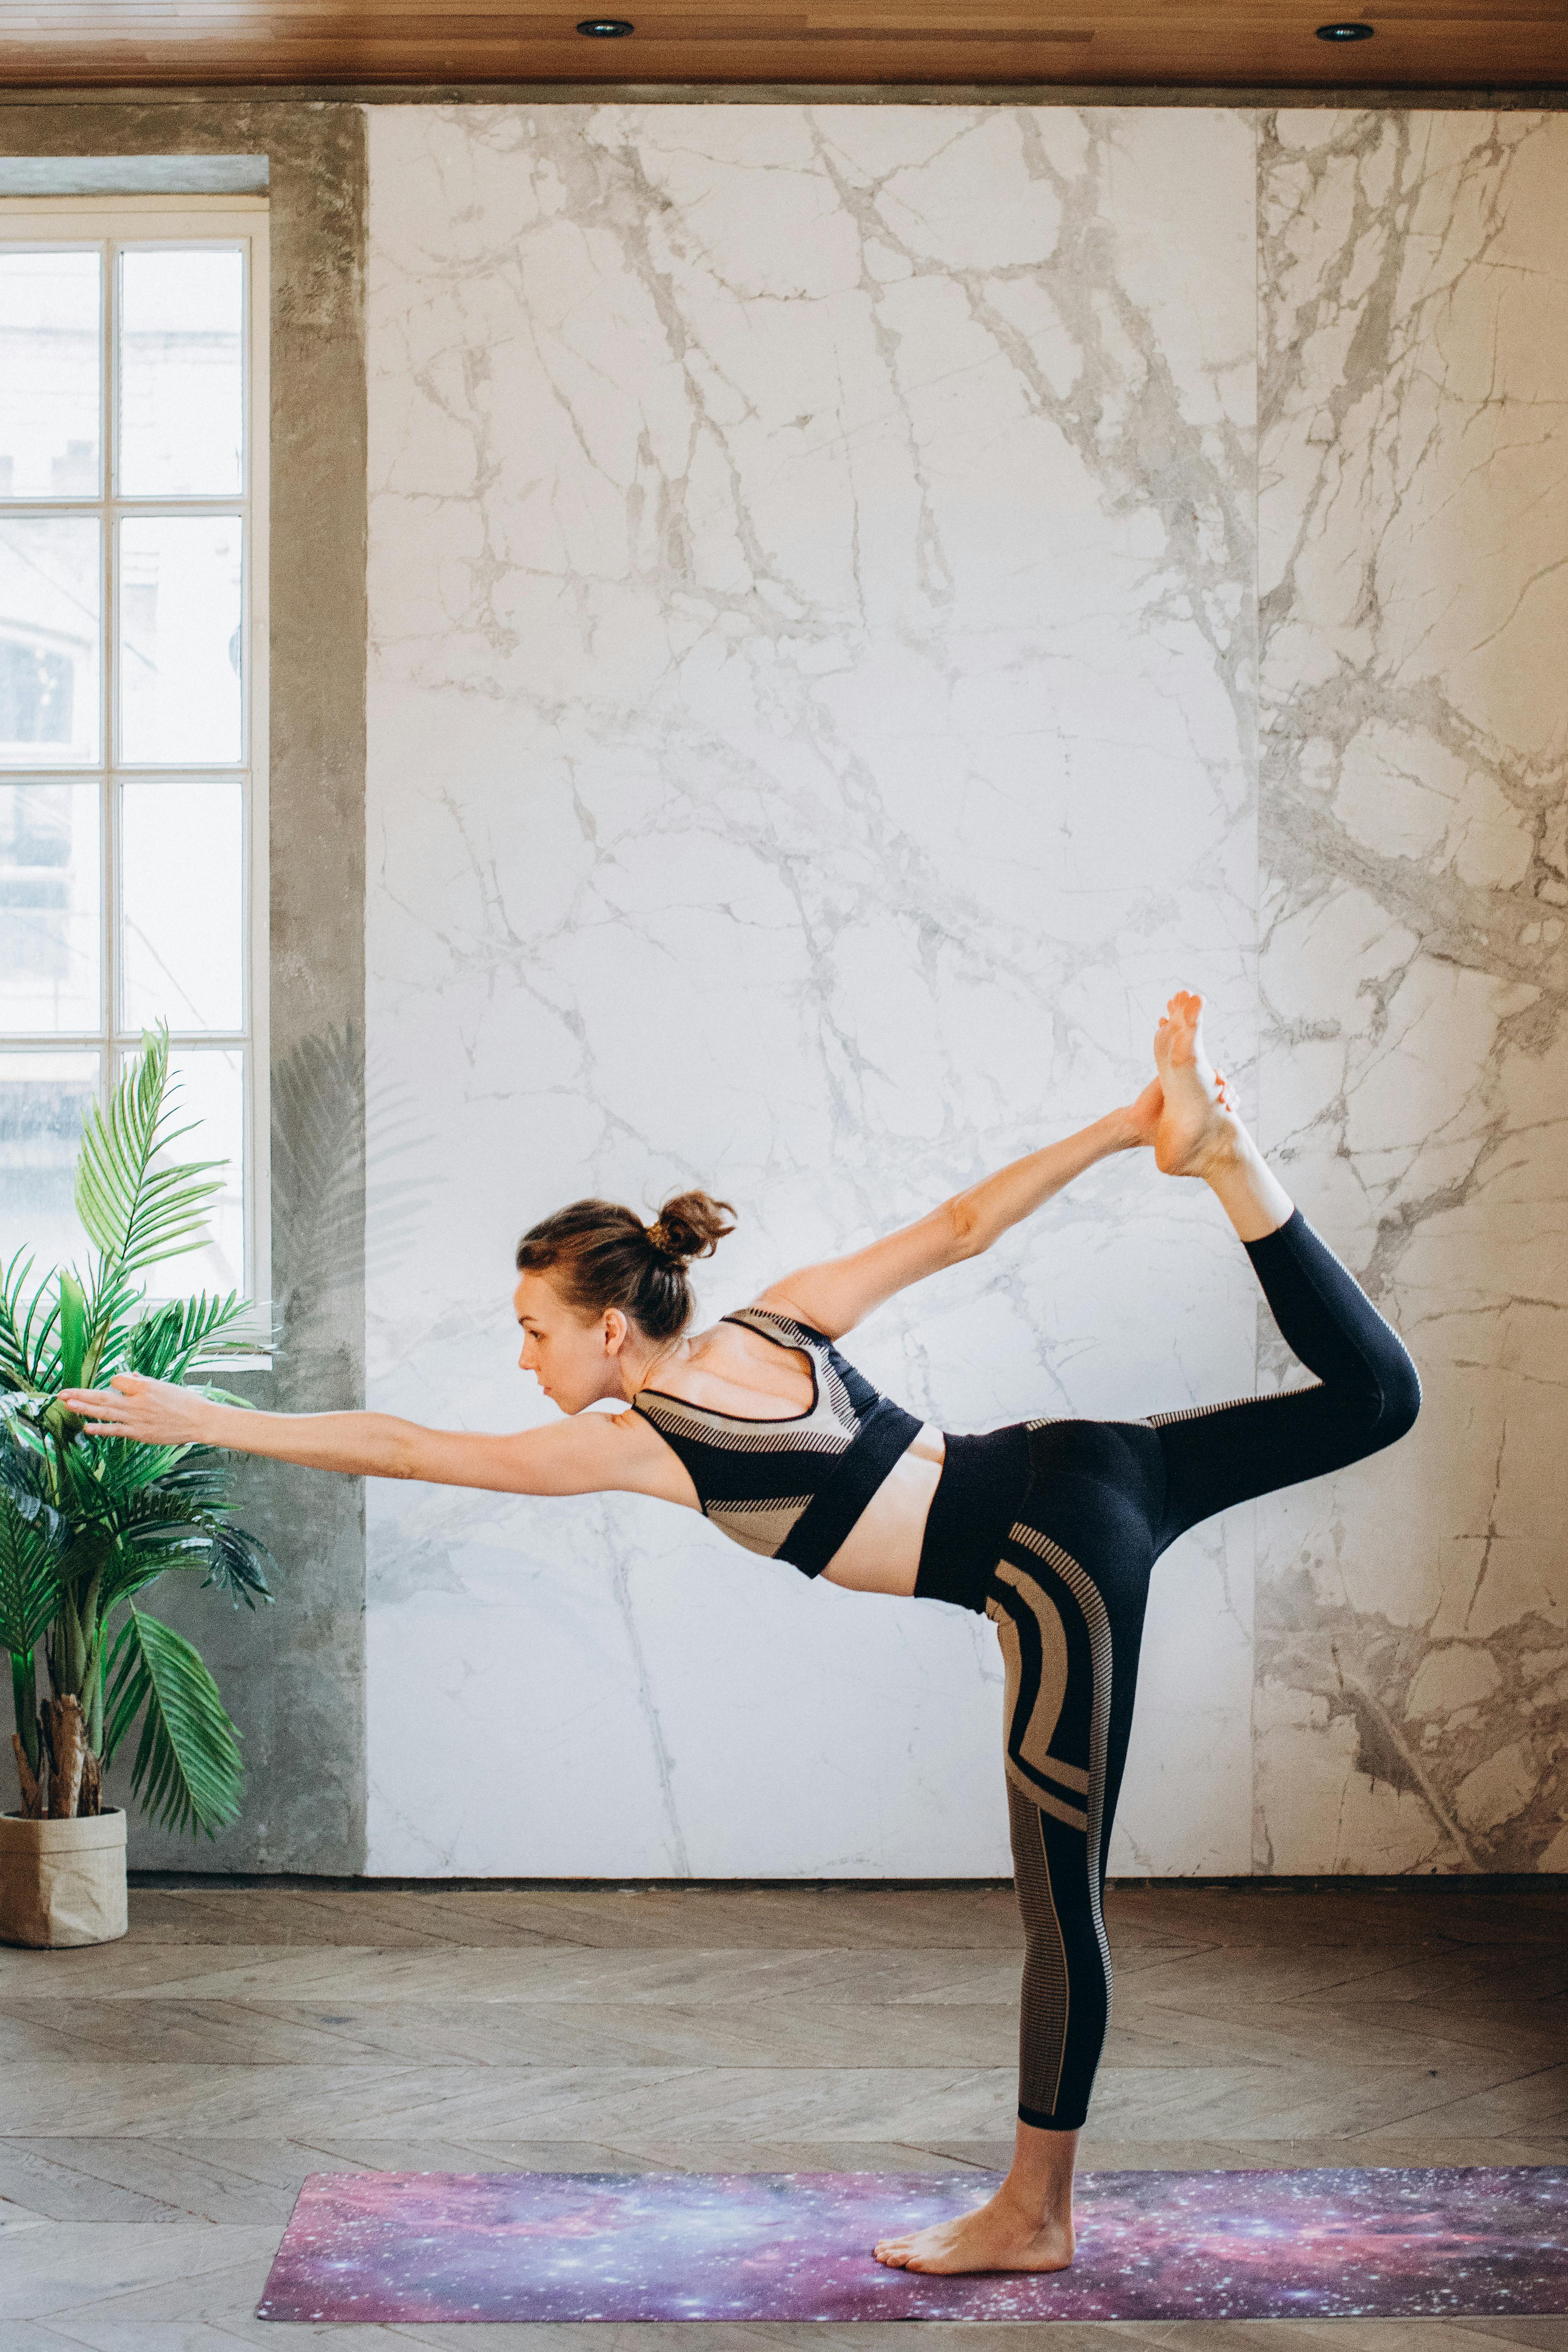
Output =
[
  {"x1": 54, "y1": 1378, "x2": 684, "y2": 1500},
  {"x1": 758, "y1": 1084, "x2": 1161, "y2": 1340}
]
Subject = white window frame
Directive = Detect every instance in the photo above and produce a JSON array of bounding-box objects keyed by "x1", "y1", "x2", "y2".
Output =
[{"x1": 0, "y1": 194, "x2": 271, "y2": 1337}]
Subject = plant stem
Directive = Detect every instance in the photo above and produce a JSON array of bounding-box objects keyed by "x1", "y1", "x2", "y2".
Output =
[
  {"x1": 10, "y1": 1647, "x2": 39, "y2": 1773},
  {"x1": 53, "y1": 1581, "x2": 86, "y2": 1696},
  {"x1": 42, "y1": 1694, "x2": 86, "y2": 1818},
  {"x1": 87, "y1": 1640, "x2": 104, "y2": 1753},
  {"x1": 11, "y1": 1731, "x2": 42, "y2": 1817}
]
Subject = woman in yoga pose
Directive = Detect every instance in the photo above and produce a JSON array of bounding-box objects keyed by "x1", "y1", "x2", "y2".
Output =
[{"x1": 63, "y1": 991, "x2": 1421, "y2": 2277}]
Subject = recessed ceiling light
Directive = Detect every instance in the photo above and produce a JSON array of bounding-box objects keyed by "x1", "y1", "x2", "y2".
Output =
[
  {"x1": 577, "y1": 16, "x2": 634, "y2": 30},
  {"x1": 1315, "y1": 20, "x2": 1375, "y2": 36}
]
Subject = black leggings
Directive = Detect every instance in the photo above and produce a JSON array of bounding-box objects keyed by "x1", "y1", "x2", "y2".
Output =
[{"x1": 914, "y1": 1207, "x2": 1422, "y2": 2132}]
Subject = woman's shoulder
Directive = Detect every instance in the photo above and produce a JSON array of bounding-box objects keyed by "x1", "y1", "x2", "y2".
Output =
[
  {"x1": 730, "y1": 1296, "x2": 833, "y2": 1344},
  {"x1": 636, "y1": 1311, "x2": 819, "y2": 1417}
]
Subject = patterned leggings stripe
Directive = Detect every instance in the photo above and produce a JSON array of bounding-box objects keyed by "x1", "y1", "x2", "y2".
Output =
[
  {"x1": 973, "y1": 1208, "x2": 1422, "y2": 2135},
  {"x1": 988, "y1": 1526, "x2": 1116, "y2": 2130}
]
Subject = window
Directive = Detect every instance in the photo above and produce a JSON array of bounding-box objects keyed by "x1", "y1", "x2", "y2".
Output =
[{"x1": 0, "y1": 197, "x2": 268, "y2": 1319}]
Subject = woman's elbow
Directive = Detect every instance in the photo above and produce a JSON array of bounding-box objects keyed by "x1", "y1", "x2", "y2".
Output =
[
  {"x1": 945, "y1": 1198, "x2": 992, "y2": 1262},
  {"x1": 378, "y1": 1421, "x2": 429, "y2": 1480}
]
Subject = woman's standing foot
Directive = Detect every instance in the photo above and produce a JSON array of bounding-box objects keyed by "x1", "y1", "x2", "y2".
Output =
[
  {"x1": 872, "y1": 2189, "x2": 1074, "y2": 2275},
  {"x1": 872, "y1": 2120, "x2": 1078, "y2": 2275}
]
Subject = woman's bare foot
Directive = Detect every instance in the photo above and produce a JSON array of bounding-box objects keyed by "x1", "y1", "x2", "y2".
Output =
[
  {"x1": 873, "y1": 2184, "x2": 1075, "y2": 2276},
  {"x1": 1152, "y1": 990, "x2": 1243, "y2": 1179},
  {"x1": 874, "y1": 2123, "x2": 1078, "y2": 2276}
]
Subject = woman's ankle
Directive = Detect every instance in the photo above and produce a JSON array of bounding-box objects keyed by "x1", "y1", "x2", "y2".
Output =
[
  {"x1": 1001, "y1": 2121, "x2": 1078, "y2": 2229},
  {"x1": 1204, "y1": 1127, "x2": 1296, "y2": 1242}
]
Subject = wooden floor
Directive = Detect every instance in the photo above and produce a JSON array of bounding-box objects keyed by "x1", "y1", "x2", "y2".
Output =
[{"x1": 1, "y1": 1877, "x2": 1565, "y2": 2347}]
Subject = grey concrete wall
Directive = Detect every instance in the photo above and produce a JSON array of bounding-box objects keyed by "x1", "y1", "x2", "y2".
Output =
[{"x1": 0, "y1": 100, "x2": 370, "y2": 1871}]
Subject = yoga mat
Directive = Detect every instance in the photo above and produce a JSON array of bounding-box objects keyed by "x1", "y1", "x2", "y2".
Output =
[{"x1": 257, "y1": 2164, "x2": 1568, "y2": 2323}]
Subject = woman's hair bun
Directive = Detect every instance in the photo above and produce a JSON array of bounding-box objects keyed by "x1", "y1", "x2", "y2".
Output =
[
  {"x1": 518, "y1": 1188, "x2": 736, "y2": 1343},
  {"x1": 646, "y1": 1189, "x2": 736, "y2": 1267}
]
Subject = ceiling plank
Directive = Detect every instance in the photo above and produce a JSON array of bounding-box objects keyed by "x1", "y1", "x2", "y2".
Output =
[{"x1": 1, "y1": 0, "x2": 1565, "y2": 88}]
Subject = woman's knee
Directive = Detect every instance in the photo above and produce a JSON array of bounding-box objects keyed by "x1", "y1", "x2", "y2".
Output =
[{"x1": 1372, "y1": 1342, "x2": 1422, "y2": 1445}]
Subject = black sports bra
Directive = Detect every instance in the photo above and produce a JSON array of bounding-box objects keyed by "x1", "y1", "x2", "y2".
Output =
[{"x1": 629, "y1": 1306, "x2": 925, "y2": 1577}]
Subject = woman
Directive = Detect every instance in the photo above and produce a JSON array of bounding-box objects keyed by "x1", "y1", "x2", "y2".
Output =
[{"x1": 64, "y1": 991, "x2": 1421, "y2": 2276}]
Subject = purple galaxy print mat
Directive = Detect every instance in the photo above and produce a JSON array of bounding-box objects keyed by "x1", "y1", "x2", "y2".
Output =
[{"x1": 257, "y1": 2163, "x2": 1568, "y2": 2324}]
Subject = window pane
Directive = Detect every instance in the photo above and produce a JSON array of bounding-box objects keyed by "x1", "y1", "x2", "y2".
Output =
[
  {"x1": 118, "y1": 247, "x2": 244, "y2": 499},
  {"x1": 120, "y1": 777, "x2": 242, "y2": 1032},
  {"x1": 117, "y1": 514, "x2": 242, "y2": 765},
  {"x1": 0, "y1": 1048, "x2": 97, "y2": 1280},
  {"x1": 150, "y1": 1045, "x2": 245, "y2": 1298},
  {"x1": 0, "y1": 248, "x2": 102, "y2": 501},
  {"x1": 0, "y1": 781, "x2": 100, "y2": 1032},
  {"x1": 0, "y1": 515, "x2": 102, "y2": 768}
]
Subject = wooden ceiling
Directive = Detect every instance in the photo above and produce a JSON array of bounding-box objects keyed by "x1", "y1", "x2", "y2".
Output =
[{"x1": 3, "y1": 0, "x2": 1565, "y2": 90}]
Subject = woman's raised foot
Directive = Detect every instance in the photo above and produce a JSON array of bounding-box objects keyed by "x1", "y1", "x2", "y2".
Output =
[
  {"x1": 1152, "y1": 990, "x2": 1243, "y2": 1179},
  {"x1": 872, "y1": 2187, "x2": 1075, "y2": 2276}
]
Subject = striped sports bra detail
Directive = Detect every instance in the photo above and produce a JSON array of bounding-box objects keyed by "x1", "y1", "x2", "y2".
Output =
[{"x1": 631, "y1": 1305, "x2": 926, "y2": 1577}]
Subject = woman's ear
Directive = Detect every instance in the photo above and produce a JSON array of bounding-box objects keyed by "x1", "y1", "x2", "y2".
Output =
[{"x1": 601, "y1": 1307, "x2": 629, "y2": 1357}]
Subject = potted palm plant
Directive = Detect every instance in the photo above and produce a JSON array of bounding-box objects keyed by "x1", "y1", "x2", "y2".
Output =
[{"x1": 0, "y1": 1026, "x2": 274, "y2": 1947}]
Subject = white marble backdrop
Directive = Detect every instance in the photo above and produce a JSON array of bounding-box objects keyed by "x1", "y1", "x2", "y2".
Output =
[
  {"x1": 364, "y1": 104, "x2": 1260, "y2": 1877},
  {"x1": 1254, "y1": 112, "x2": 1568, "y2": 1872},
  {"x1": 364, "y1": 102, "x2": 1566, "y2": 1877}
]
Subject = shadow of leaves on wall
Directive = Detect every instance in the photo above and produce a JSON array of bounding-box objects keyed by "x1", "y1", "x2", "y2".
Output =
[{"x1": 267, "y1": 1022, "x2": 434, "y2": 1405}]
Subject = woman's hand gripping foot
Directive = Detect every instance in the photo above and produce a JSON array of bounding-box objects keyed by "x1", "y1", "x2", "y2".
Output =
[
  {"x1": 1151, "y1": 989, "x2": 1296, "y2": 1243},
  {"x1": 1152, "y1": 990, "x2": 1242, "y2": 1180}
]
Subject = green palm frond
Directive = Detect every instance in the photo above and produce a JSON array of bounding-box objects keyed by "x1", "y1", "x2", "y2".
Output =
[
  {"x1": 52, "y1": 1443, "x2": 212, "y2": 1545},
  {"x1": 99, "y1": 1535, "x2": 199, "y2": 1614},
  {"x1": 103, "y1": 1470, "x2": 275, "y2": 1614},
  {"x1": 75, "y1": 1028, "x2": 226, "y2": 1288},
  {"x1": 103, "y1": 1605, "x2": 242, "y2": 1836},
  {"x1": 0, "y1": 1406, "x2": 66, "y2": 1552},
  {"x1": 139, "y1": 1453, "x2": 233, "y2": 1514},
  {"x1": 98, "y1": 1471, "x2": 273, "y2": 1614},
  {"x1": 199, "y1": 1522, "x2": 274, "y2": 1609},
  {"x1": 0, "y1": 1248, "x2": 60, "y2": 1395},
  {"x1": 124, "y1": 1291, "x2": 258, "y2": 1385},
  {"x1": 108, "y1": 1526, "x2": 273, "y2": 1614},
  {"x1": 73, "y1": 1268, "x2": 150, "y2": 1394},
  {"x1": 0, "y1": 1493, "x2": 66, "y2": 1657},
  {"x1": 56, "y1": 1271, "x2": 88, "y2": 1391},
  {"x1": 56, "y1": 1428, "x2": 187, "y2": 1518}
]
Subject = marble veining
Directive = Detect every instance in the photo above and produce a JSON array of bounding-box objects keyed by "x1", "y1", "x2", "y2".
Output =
[
  {"x1": 363, "y1": 102, "x2": 1566, "y2": 1877},
  {"x1": 1253, "y1": 109, "x2": 1568, "y2": 1873},
  {"x1": 365, "y1": 104, "x2": 1259, "y2": 1877}
]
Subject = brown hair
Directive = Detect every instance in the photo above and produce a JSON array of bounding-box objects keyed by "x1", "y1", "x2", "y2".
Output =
[{"x1": 514, "y1": 1190, "x2": 737, "y2": 1342}]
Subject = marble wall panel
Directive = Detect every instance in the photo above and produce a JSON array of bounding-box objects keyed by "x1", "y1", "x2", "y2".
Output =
[
  {"x1": 364, "y1": 104, "x2": 1261, "y2": 1876},
  {"x1": 1255, "y1": 111, "x2": 1568, "y2": 1872}
]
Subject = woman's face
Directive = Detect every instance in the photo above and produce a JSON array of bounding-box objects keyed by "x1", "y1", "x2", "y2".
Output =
[{"x1": 513, "y1": 1267, "x2": 624, "y2": 1412}]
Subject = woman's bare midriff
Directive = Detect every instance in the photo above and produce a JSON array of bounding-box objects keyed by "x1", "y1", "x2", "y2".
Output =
[{"x1": 819, "y1": 1423, "x2": 946, "y2": 1598}]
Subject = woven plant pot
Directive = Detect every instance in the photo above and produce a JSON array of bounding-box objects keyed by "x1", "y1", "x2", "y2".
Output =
[{"x1": 0, "y1": 1808, "x2": 128, "y2": 1949}]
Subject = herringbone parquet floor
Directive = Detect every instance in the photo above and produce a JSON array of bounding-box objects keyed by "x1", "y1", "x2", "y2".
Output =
[{"x1": 1, "y1": 1877, "x2": 1565, "y2": 2348}]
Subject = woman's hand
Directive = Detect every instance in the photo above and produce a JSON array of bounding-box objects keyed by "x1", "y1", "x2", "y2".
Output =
[
  {"x1": 58, "y1": 1371, "x2": 214, "y2": 1448},
  {"x1": 1121, "y1": 1075, "x2": 1165, "y2": 1150}
]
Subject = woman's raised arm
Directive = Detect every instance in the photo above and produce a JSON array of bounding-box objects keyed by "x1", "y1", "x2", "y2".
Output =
[
  {"x1": 57, "y1": 1374, "x2": 673, "y2": 1500},
  {"x1": 756, "y1": 1087, "x2": 1159, "y2": 1340}
]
